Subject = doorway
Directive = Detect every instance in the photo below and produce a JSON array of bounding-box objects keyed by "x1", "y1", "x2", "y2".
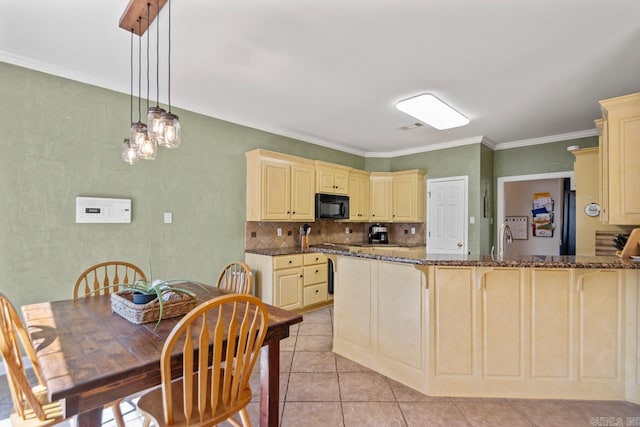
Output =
[
  {"x1": 497, "y1": 171, "x2": 574, "y2": 256},
  {"x1": 426, "y1": 176, "x2": 468, "y2": 254}
]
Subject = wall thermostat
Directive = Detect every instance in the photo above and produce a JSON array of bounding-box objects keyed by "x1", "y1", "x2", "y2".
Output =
[{"x1": 75, "y1": 197, "x2": 131, "y2": 223}]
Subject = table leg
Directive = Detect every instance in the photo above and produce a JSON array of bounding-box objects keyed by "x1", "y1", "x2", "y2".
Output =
[
  {"x1": 76, "y1": 407, "x2": 103, "y2": 427},
  {"x1": 260, "y1": 341, "x2": 280, "y2": 427}
]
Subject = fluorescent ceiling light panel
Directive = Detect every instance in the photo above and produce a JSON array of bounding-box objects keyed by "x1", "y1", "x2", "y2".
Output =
[{"x1": 396, "y1": 93, "x2": 469, "y2": 130}]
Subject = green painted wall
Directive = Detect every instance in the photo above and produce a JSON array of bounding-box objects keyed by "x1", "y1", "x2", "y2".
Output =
[
  {"x1": 0, "y1": 61, "x2": 602, "y2": 310},
  {"x1": 0, "y1": 62, "x2": 362, "y2": 310},
  {"x1": 364, "y1": 157, "x2": 391, "y2": 172},
  {"x1": 493, "y1": 136, "x2": 598, "y2": 178},
  {"x1": 388, "y1": 144, "x2": 483, "y2": 254}
]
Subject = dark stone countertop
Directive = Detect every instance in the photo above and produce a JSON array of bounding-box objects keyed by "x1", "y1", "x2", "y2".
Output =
[{"x1": 245, "y1": 245, "x2": 640, "y2": 269}]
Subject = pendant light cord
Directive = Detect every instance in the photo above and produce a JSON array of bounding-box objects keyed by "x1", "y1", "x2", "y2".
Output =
[
  {"x1": 130, "y1": 29, "x2": 134, "y2": 124},
  {"x1": 156, "y1": 0, "x2": 160, "y2": 107},
  {"x1": 137, "y1": 18, "x2": 142, "y2": 122},
  {"x1": 167, "y1": 0, "x2": 172, "y2": 113},
  {"x1": 146, "y1": 2, "x2": 150, "y2": 113}
]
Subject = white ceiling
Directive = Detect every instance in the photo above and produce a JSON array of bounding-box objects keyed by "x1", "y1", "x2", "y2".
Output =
[{"x1": 1, "y1": 0, "x2": 639, "y2": 156}]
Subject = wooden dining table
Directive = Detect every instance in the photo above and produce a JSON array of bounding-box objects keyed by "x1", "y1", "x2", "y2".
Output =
[{"x1": 21, "y1": 284, "x2": 303, "y2": 427}]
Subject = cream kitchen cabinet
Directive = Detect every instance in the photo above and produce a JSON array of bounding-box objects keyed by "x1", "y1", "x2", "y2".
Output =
[
  {"x1": 595, "y1": 119, "x2": 611, "y2": 223},
  {"x1": 333, "y1": 256, "x2": 427, "y2": 392},
  {"x1": 427, "y1": 265, "x2": 628, "y2": 399},
  {"x1": 572, "y1": 147, "x2": 628, "y2": 255},
  {"x1": 370, "y1": 170, "x2": 426, "y2": 223},
  {"x1": 245, "y1": 149, "x2": 315, "y2": 222},
  {"x1": 245, "y1": 252, "x2": 329, "y2": 311},
  {"x1": 429, "y1": 266, "x2": 526, "y2": 395},
  {"x1": 316, "y1": 161, "x2": 350, "y2": 195},
  {"x1": 392, "y1": 170, "x2": 426, "y2": 222},
  {"x1": 302, "y1": 253, "x2": 328, "y2": 307},
  {"x1": 370, "y1": 173, "x2": 392, "y2": 222},
  {"x1": 348, "y1": 169, "x2": 370, "y2": 221},
  {"x1": 575, "y1": 269, "x2": 624, "y2": 386},
  {"x1": 598, "y1": 93, "x2": 640, "y2": 225}
]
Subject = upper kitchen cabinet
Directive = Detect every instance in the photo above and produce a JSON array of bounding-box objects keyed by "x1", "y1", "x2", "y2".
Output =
[
  {"x1": 245, "y1": 149, "x2": 315, "y2": 222},
  {"x1": 348, "y1": 169, "x2": 370, "y2": 221},
  {"x1": 598, "y1": 93, "x2": 640, "y2": 225},
  {"x1": 370, "y1": 170, "x2": 427, "y2": 223},
  {"x1": 370, "y1": 172, "x2": 392, "y2": 222},
  {"x1": 316, "y1": 161, "x2": 351, "y2": 195},
  {"x1": 392, "y1": 170, "x2": 426, "y2": 223}
]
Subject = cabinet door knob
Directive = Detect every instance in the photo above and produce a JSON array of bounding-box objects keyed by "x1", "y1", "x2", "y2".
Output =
[
  {"x1": 300, "y1": 274, "x2": 303, "y2": 278},
  {"x1": 315, "y1": 289, "x2": 319, "y2": 294},
  {"x1": 292, "y1": 211, "x2": 296, "y2": 214},
  {"x1": 289, "y1": 260, "x2": 292, "y2": 264},
  {"x1": 315, "y1": 269, "x2": 319, "y2": 273}
]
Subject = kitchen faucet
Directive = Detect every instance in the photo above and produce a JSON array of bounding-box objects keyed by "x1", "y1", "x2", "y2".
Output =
[{"x1": 497, "y1": 223, "x2": 513, "y2": 260}]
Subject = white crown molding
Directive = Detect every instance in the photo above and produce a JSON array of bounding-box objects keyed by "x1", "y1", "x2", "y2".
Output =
[
  {"x1": 0, "y1": 50, "x2": 129, "y2": 97},
  {"x1": 493, "y1": 129, "x2": 599, "y2": 150},
  {"x1": 0, "y1": 53, "x2": 599, "y2": 158},
  {"x1": 365, "y1": 135, "x2": 486, "y2": 158}
]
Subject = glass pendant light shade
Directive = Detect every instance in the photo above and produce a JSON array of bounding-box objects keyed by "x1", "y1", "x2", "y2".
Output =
[
  {"x1": 122, "y1": 138, "x2": 139, "y2": 165},
  {"x1": 147, "y1": 106, "x2": 167, "y2": 145},
  {"x1": 137, "y1": 131, "x2": 157, "y2": 160},
  {"x1": 130, "y1": 121, "x2": 147, "y2": 149},
  {"x1": 161, "y1": 111, "x2": 181, "y2": 148}
]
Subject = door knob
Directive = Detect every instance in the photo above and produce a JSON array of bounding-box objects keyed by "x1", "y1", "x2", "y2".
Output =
[{"x1": 457, "y1": 242, "x2": 463, "y2": 248}]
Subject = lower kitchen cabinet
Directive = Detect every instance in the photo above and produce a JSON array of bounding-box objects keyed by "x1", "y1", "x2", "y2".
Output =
[
  {"x1": 334, "y1": 256, "x2": 427, "y2": 392},
  {"x1": 429, "y1": 266, "x2": 526, "y2": 393},
  {"x1": 245, "y1": 252, "x2": 329, "y2": 311},
  {"x1": 302, "y1": 253, "x2": 328, "y2": 306},
  {"x1": 427, "y1": 265, "x2": 632, "y2": 399},
  {"x1": 274, "y1": 267, "x2": 303, "y2": 311}
]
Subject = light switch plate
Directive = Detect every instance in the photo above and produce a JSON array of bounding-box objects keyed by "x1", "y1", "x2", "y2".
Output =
[{"x1": 164, "y1": 212, "x2": 173, "y2": 223}]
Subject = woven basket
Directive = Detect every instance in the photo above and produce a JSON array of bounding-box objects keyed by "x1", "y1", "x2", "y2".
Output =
[{"x1": 111, "y1": 290, "x2": 197, "y2": 325}]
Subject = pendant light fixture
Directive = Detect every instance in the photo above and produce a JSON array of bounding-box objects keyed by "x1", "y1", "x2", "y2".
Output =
[
  {"x1": 136, "y1": 3, "x2": 158, "y2": 160},
  {"x1": 147, "y1": 0, "x2": 166, "y2": 146},
  {"x1": 130, "y1": 17, "x2": 149, "y2": 152},
  {"x1": 119, "y1": 0, "x2": 180, "y2": 163},
  {"x1": 160, "y1": 0, "x2": 180, "y2": 148},
  {"x1": 122, "y1": 28, "x2": 139, "y2": 165}
]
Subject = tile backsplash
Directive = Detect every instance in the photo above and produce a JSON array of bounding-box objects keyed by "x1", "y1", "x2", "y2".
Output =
[{"x1": 245, "y1": 220, "x2": 425, "y2": 250}]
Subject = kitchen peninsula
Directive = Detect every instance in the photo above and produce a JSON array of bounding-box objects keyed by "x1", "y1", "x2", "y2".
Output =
[{"x1": 308, "y1": 244, "x2": 640, "y2": 404}]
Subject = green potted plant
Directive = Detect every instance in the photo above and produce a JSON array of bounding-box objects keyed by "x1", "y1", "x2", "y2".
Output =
[{"x1": 88, "y1": 275, "x2": 207, "y2": 329}]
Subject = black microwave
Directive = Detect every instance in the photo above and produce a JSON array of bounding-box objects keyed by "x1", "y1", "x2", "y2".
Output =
[{"x1": 315, "y1": 193, "x2": 350, "y2": 219}]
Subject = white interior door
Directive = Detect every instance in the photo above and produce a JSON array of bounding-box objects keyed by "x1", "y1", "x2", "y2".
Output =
[{"x1": 427, "y1": 176, "x2": 468, "y2": 254}]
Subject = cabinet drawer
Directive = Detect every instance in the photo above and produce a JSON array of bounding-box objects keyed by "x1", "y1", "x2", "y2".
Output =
[
  {"x1": 304, "y1": 283, "x2": 328, "y2": 306},
  {"x1": 303, "y1": 253, "x2": 326, "y2": 265},
  {"x1": 273, "y1": 255, "x2": 303, "y2": 270},
  {"x1": 304, "y1": 264, "x2": 328, "y2": 285}
]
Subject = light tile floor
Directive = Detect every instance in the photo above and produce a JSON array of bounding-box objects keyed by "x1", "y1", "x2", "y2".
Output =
[{"x1": 2, "y1": 305, "x2": 640, "y2": 426}]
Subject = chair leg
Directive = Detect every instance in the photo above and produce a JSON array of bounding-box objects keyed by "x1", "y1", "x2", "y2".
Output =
[
  {"x1": 239, "y1": 408, "x2": 251, "y2": 427},
  {"x1": 142, "y1": 416, "x2": 151, "y2": 427},
  {"x1": 111, "y1": 401, "x2": 126, "y2": 427}
]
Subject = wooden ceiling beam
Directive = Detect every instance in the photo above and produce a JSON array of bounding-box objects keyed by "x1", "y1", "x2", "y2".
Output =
[{"x1": 119, "y1": 0, "x2": 168, "y2": 36}]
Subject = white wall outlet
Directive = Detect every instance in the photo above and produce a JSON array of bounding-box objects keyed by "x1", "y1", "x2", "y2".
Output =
[
  {"x1": 410, "y1": 227, "x2": 416, "y2": 235},
  {"x1": 277, "y1": 228, "x2": 282, "y2": 237},
  {"x1": 345, "y1": 227, "x2": 350, "y2": 234},
  {"x1": 469, "y1": 216, "x2": 475, "y2": 224},
  {"x1": 163, "y1": 212, "x2": 173, "y2": 224}
]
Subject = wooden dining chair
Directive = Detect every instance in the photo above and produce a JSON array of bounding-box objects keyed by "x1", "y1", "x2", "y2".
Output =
[
  {"x1": 73, "y1": 261, "x2": 147, "y2": 300},
  {"x1": 73, "y1": 261, "x2": 146, "y2": 427},
  {"x1": 137, "y1": 294, "x2": 269, "y2": 427},
  {"x1": 215, "y1": 262, "x2": 253, "y2": 295},
  {"x1": 0, "y1": 293, "x2": 70, "y2": 427}
]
